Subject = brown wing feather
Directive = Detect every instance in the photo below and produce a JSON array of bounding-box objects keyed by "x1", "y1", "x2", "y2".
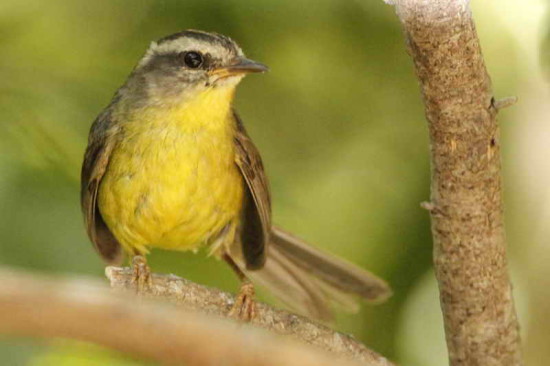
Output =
[
  {"x1": 80, "y1": 107, "x2": 122, "y2": 264},
  {"x1": 233, "y1": 111, "x2": 271, "y2": 270}
]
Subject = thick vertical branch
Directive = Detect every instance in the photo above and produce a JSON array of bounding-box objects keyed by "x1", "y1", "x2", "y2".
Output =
[{"x1": 387, "y1": 1, "x2": 522, "y2": 365}]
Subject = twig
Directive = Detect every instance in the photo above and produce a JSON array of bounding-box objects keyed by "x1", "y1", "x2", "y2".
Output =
[
  {"x1": 0, "y1": 266, "x2": 392, "y2": 366},
  {"x1": 387, "y1": 1, "x2": 523, "y2": 366},
  {"x1": 106, "y1": 267, "x2": 393, "y2": 366},
  {"x1": 492, "y1": 96, "x2": 518, "y2": 110}
]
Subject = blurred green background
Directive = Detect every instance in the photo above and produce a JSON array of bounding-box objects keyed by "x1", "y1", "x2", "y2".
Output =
[{"x1": 0, "y1": 0, "x2": 548, "y2": 365}]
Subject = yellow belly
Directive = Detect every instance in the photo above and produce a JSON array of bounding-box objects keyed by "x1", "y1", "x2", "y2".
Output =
[{"x1": 98, "y1": 89, "x2": 244, "y2": 255}]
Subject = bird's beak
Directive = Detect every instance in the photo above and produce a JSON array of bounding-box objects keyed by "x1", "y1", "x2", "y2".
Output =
[{"x1": 209, "y1": 57, "x2": 269, "y2": 78}]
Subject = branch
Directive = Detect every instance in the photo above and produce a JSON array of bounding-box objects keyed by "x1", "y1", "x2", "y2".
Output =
[
  {"x1": 387, "y1": 1, "x2": 523, "y2": 366},
  {"x1": 106, "y1": 267, "x2": 392, "y2": 366},
  {"x1": 0, "y1": 266, "x2": 392, "y2": 366}
]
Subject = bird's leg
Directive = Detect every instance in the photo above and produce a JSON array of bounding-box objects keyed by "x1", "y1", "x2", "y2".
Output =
[
  {"x1": 229, "y1": 280, "x2": 256, "y2": 321},
  {"x1": 224, "y1": 254, "x2": 257, "y2": 321},
  {"x1": 131, "y1": 255, "x2": 152, "y2": 294}
]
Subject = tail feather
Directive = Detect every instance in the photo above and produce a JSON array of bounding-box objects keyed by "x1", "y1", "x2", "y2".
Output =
[
  {"x1": 230, "y1": 227, "x2": 391, "y2": 321},
  {"x1": 271, "y1": 227, "x2": 391, "y2": 301},
  {"x1": 246, "y1": 245, "x2": 333, "y2": 320}
]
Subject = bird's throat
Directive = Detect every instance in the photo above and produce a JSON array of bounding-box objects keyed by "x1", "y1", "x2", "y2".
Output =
[{"x1": 168, "y1": 85, "x2": 237, "y2": 132}]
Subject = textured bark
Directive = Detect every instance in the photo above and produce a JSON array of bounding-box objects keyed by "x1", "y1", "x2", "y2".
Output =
[
  {"x1": 387, "y1": 1, "x2": 523, "y2": 365},
  {"x1": 106, "y1": 267, "x2": 393, "y2": 366},
  {"x1": 0, "y1": 267, "x2": 392, "y2": 366}
]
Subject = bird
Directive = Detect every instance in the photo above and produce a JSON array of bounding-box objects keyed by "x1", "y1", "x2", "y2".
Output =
[{"x1": 81, "y1": 29, "x2": 391, "y2": 321}]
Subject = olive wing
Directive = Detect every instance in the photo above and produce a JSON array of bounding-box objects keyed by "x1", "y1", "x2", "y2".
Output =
[
  {"x1": 80, "y1": 108, "x2": 122, "y2": 264},
  {"x1": 233, "y1": 112, "x2": 271, "y2": 270}
]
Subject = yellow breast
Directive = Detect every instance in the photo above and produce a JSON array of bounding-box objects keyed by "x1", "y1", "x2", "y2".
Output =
[{"x1": 98, "y1": 87, "x2": 244, "y2": 255}]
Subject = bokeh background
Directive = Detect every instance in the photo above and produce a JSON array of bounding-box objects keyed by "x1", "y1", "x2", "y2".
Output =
[{"x1": 0, "y1": 0, "x2": 548, "y2": 365}]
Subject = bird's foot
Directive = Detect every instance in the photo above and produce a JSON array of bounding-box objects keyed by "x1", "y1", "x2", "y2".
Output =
[
  {"x1": 131, "y1": 255, "x2": 153, "y2": 294},
  {"x1": 229, "y1": 280, "x2": 256, "y2": 322}
]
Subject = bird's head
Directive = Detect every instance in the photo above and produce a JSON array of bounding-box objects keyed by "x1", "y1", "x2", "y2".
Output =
[{"x1": 125, "y1": 30, "x2": 268, "y2": 105}]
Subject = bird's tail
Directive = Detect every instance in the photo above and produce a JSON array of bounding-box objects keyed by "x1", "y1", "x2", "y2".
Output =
[{"x1": 233, "y1": 227, "x2": 392, "y2": 321}]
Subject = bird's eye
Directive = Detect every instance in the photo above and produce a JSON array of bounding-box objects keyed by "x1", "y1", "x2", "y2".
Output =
[{"x1": 183, "y1": 51, "x2": 203, "y2": 69}]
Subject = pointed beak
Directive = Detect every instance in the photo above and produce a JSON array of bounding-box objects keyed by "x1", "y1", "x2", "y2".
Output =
[{"x1": 209, "y1": 57, "x2": 269, "y2": 78}]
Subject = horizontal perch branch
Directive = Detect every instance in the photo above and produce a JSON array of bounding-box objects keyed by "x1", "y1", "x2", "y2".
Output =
[
  {"x1": 106, "y1": 266, "x2": 392, "y2": 366},
  {"x1": 0, "y1": 266, "x2": 392, "y2": 366}
]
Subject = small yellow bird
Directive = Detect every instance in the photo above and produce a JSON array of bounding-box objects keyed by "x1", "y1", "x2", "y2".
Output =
[{"x1": 81, "y1": 30, "x2": 390, "y2": 320}]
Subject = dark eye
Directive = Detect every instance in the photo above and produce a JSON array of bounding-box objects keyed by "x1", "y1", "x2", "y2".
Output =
[{"x1": 183, "y1": 51, "x2": 203, "y2": 68}]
